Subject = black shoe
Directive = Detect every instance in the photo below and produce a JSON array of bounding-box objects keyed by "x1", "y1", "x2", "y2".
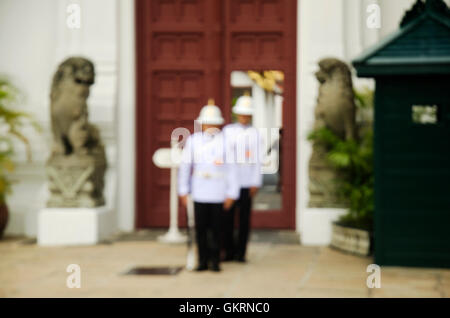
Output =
[
  {"x1": 235, "y1": 255, "x2": 246, "y2": 263},
  {"x1": 210, "y1": 263, "x2": 221, "y2": 272},
  {"x1": 195, "y1": 264, "x2": 208, "y2": 271}
]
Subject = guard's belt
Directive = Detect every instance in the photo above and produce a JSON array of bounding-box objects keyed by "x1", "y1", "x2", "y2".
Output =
[{"x1": 193, "y1": 171, "x2": 225, "y2": 179}]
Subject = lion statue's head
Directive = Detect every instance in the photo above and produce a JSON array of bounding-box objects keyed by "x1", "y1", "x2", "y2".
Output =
[
  {"x1": 50, "y1": 57, "x2": 95, "y2": 101},
  {"x1": 315, "y1": 58, "x2": 353, "y2": 87},
  {"x1": 314, "y1": 57, "x2": 356, "y2": 140}
]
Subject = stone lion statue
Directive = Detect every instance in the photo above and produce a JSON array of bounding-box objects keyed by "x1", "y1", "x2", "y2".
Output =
[
  {"x1": 50, "y1": 57, "x2": 103, "y2": 156},
  {"x1": 313, "y1": 58, "x2": 356, "y2": 140},
  {"x1": 47, "y1": 57, "x2": 106, "y2": 208},
  {"x1": 308, "y1": 58, "x2": 357, "y2": 208}
]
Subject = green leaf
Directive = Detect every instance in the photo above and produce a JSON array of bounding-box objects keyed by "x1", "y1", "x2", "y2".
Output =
[
  {"x1": 0, "y1": 75, "x2": 41, "y2": 200},
  {"x1": 308, "y1": 86, "x2": 375, "y2": 230}
]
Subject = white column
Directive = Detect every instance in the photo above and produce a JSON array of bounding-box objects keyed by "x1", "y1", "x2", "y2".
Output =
[
  {"x1": 297, "y1": 0, "x2": 348, "y2": 243},
  {"x1": 266, "y1": 92, "x2": 275, "y2": 130},
  {"x1": 275, "y1": 95, "x2": 283, "y2": 129},
  {"x1": 116, "y1": 0, "x2": 136, "y2": 231},
  {"x1": 343, "y1": 0, "x2": 364, "y2": 60},
  {"x1": 252, "y1": 84, "x2": 266, "y2": 130}
]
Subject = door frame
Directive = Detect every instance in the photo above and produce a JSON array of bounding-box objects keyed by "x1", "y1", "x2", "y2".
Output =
[{"x1": 135, "y1": 0, "x2": 297, "y2": 230}]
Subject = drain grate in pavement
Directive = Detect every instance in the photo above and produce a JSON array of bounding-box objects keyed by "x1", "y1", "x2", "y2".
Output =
[{"x1": 123, "y1": 266, "x2": 183, "y2": 276}]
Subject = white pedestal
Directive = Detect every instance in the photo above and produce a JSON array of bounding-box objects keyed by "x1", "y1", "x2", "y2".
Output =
[
  {"x1": 300, "y1": 208, "x2": 347, "y2": 246},
  {"x1": 37, "y1": 206, "x2": 113, "y2": 246}
]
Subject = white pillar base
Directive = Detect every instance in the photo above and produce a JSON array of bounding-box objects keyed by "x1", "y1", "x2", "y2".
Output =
[
  {"x1": 37, "y1": 206, "x2": 113, "y2": 246},
  {"x1": 158, "y1": 228, "x2": 187, "y2": 244},
  {"x1": 300, "y1": 208, "x2": 347, "y2": 246}
]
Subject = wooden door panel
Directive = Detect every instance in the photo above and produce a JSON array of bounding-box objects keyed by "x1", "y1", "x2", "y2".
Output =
[
  {"x1": 136, "y1": 0, "x2": 223, "y2": 228},
  {"x1": 150, "y1": 0, "x2": 206, "y2": 25}
]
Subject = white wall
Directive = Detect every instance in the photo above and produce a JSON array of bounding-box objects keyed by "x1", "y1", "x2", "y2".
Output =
[
  {"x1": 0, "y1": 0, "x2": 119, "y2": 236},
  {"x1": 0, "y1": 0, "x2": 56, "y2": 235}
]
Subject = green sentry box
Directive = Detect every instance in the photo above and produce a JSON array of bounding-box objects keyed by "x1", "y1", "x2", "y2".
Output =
[{"x1": 353, "y1": 0, "x2": 450, "y2": 268}]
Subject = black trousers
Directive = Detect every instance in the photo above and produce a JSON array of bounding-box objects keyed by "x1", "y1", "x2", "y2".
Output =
[
  {"x1": 223, "y1": 188, "x2": 252, "y2": 259},
  {"x1": 194, "y1": 202, "x2": 223, "y2": 266}
]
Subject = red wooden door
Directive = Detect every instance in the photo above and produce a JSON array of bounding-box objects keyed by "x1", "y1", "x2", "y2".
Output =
[{"x1": 136, "y1": 0, "x2": 296, "y2": 229}]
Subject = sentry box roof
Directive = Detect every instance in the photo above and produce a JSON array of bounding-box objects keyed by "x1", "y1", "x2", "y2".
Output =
[{"x1": 353, "y1": 0, "x2": 450, "y2": 76}]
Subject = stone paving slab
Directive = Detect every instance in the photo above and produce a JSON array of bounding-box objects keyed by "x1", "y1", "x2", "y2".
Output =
[{"x1": 1, "y1": 236, "x2": 449, "y2": 298}]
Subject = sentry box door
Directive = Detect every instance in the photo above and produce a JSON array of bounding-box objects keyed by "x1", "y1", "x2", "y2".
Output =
[{"x1": 374, "y1": 76, "x2": 450, "y2": 268}]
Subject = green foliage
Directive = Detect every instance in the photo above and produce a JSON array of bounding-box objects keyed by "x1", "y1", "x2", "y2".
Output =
[
  {"x1": 0, "y1": 77, "x2": 40, "y2": 204},
  {"x1": 231, "y1": 96, "x2": 238, "y2": 122},
  {"x1": 308, "y1": 87, "x2": 374, "y2": 231},
  {"x1": 353, "y1": 86, "x2": 374, "y2": 110}
]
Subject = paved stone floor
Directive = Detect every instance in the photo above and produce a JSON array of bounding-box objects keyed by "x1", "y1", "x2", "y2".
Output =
[{"x1": 1, "y1": 234, "x2": 449, "y2": 298}]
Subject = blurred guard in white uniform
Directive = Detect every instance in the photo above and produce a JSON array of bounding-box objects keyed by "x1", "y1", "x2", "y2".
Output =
[
  {"x1": 178, "y1": 100, "x2": 239, "y2": 272},
  {"x1": 222, "y1": 93, "x2": 263, "y2": 262}
]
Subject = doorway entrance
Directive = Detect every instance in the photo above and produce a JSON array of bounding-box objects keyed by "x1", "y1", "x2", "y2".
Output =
[{"x1": 136, "y1": 0, "x2": 297, "y2": 229}]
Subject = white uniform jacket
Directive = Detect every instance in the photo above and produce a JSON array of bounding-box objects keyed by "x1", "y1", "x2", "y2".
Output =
[
  {"x1": 178, "y1": 131, "x2": 240, "y2": 203},
  {"x1": 223, "y1": 123, "x2": 263, "y2": 189}
]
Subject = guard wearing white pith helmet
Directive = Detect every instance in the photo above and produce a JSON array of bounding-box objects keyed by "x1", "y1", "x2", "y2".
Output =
[
  {"x1": 196, "y1": 101, "x2": 225, "y2": 125},
  {"x1": 178, "y1": 99, "x2": 239, "y2": 272},
  {"x1": 232, "y1": 94, "x2": 254, "y2": 116},
  {"x1": 222, "y1": 92, "x2": 263, "y2": 262}
]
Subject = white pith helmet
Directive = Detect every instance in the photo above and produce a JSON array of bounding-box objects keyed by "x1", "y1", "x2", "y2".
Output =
[
  {"x1": 232, "y1": 92, "x2": 254, "y2": 115},
  {"x1": 196, "y1": 99, "x2": 225, "y2": 125}
]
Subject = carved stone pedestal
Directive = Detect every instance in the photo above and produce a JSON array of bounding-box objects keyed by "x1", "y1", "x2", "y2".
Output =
[
  {"x1": 46, "y1": 153, "x2": 106, "y2": 208},
  {"x1": 308, "y1": 144, "x2": 346, "y2": 208}
]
